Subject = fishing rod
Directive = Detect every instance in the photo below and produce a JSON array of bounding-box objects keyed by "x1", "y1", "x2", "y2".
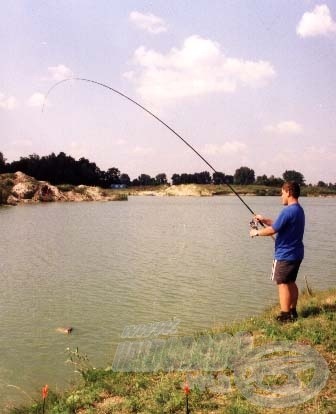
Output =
[{"x1": 43, "y1": 77, "x2": 260, "y2": 219}]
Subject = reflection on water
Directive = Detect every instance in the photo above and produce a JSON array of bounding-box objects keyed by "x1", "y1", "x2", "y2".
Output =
[{"x1": 0, "y1": 196, "x2": 335, "y2": 406}]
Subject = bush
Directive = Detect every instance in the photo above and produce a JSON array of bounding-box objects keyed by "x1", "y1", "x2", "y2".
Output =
[
  {"x1": 0, "y1": 175, "x2": 15, "y2": 204},
  {"x1": 0, "y1": 188, "x2": 10, "y2": 204},
  {"x1": 74, "y1": 186, "x2": 86, "y2": 195},
  {"x1": 57, "y1": 184, "x2": 75, "y2": 192},
  {"x1": 266, "y1": 188, "x2": 279, "y2": 196}
]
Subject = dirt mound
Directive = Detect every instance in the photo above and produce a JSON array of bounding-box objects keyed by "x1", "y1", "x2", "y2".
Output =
[
  {"x1": 7, "y1": 172, "x2": 66, "y2": 204},
  {"x1": 164, "y1": 184, "x2": 212, "y2": 196},
  {"x1": 134, "y1": 184, "x2": 213, "y2": 197},
  {"x1": 2, "y1": 172, "x2": 127, "y2": 205}
]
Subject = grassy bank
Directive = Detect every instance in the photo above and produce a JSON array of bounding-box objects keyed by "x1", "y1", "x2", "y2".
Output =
[{"x1": 8, "y1": 288, "x2": 335, "y2": 414}]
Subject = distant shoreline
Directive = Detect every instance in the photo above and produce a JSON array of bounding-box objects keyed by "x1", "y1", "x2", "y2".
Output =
[
  {"x1": 1, "y1": 172, "x2": 335, "y2": 206},
  {"x1": 123, "y1": 183, "x2": 336, "y2": 198}
]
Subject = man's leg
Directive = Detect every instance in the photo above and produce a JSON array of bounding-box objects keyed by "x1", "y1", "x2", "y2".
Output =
[
  {"x1": 289, "y1": 282, "x2": 298, "y2": 310},
  {"x1": 277, "y1": 282, "x2": 299, "y2": 321},
  {"x1": 278, "y1": 283, "x2": 291, "y2": 312},
  {"x1": 275, "y1": 261, "x2": 300, "y2": 321}
]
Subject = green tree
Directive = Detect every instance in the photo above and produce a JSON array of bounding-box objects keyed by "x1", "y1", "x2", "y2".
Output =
[
  {"x1": 213, "y1": 172, "x2": 226, "y2": 184},
  {"x1": 225, "y1": 175, "x2": 234, "y2": 184},
  {"x1": 195, "y1": 171, "x2": 211, "y2": 184},
  {"x1": 282, "y1": 170, "x2": 305, "y2": 185},
  {"x1": 120, "y1": 173, "x2": 131, "y2": 186},
  {"x1": 255, "y1": 174, "x2": 269, "y2": 185},
  {"x1": 234, "y1": 166, "x2": 255, "y2": 185},
  {"x1": 171, "y1": 174, "x2": 181, "y2": 185},
  {"x1": 0, "y1": 152, "x2": 6, "y2": 173},
  {"x1": 77, "y1": 156, "x2": 100, "y2": 186},
  {"x1": 131, "y1": 178, "x2": 140, "y2": 186},
  {"x1": 317, "y1": 181, "x2": 327, "y2": 187},
  {"x1": 268, "y1": 175, "x2": 284, "y2": 187},
  {"x1": 138, "y1": 174, "x2": 154, "y2": 186},
  {"x1": 155, "y1": 173, "x2": 167, "y2": 185},
  {"x1": 106, "y1": 167, "x2": 121, "y2": 186},
  {"x1": 180, "y1": 173, "x2": 193, "y2": 184}
]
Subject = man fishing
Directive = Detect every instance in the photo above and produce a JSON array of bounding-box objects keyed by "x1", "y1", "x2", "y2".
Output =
[
  {"x1": 250, "y1": 181, "x2": 305, "y2": 322},
  {"x1": 43, "y1": 80, "x2": 306, "y2": 325}
]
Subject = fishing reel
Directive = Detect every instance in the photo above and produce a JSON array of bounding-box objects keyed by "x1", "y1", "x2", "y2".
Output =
[{"x1": 249, "y1": 218, "x2": 259, "y2": 230}]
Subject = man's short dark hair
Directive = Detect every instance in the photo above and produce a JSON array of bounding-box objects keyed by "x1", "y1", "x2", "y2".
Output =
[{"x1": 283, "y1": 181, "x2": 300, "y2": 198}]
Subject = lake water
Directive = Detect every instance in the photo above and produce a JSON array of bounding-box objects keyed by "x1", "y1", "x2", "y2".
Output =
[{"x1": 0, "y1": 196, "x2": 335, "y2": 407}]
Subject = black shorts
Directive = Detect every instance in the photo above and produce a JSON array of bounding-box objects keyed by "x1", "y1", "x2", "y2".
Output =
[{"x1": 271, "y1": 260, "x2": 302, "y2": 285}]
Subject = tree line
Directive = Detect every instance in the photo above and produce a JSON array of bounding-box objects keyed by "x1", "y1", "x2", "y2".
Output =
[{"x1": 0, "y1": 151, "x2": 334, "y2": 188}]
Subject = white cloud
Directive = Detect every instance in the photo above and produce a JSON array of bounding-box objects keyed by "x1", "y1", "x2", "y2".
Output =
[
  {"x1": 132, "y1": 145, "x2": 154, "y2": 155},
  {"x1": 270, "y1": 145, "x2": 336, "y2": 183},
  {"x1": 129, "y1": 11, "x2": 168, "y2": 34},
  {"x1": 0, "y1": 93, "x2": 18, "y2": 110},
  {"x1": 203, "y1": 141, "x2": 247, "y2": 155},
  {"x1": 264, "y1": 121, "x2": 303, "y2": 135},
  {"x1": 47, "y1": 64, "x2": 73, "y2": 81},
  {"x1": 123, "y1": 71, "x2": 135, "y2": 81},
  {"x1": 126, "y1": 35, "x2": 276, "y2": 104},
  {"x1": 27, "y1": 92, "x2": 46, "y2": 108},
  {"x1": 11, "y1": 139, "x2": 33, "y2": 147},
  {"x1": 297, "y1": 4, "x2": 336, "y2": 37},
  {"x1": 303, "y1": 145, "x2": 336, "y2": 162},
  {"x1": 115, "y1": 139, "x2": 127, "y2": 146}
]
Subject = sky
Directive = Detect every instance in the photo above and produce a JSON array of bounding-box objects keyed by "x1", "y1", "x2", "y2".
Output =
[{"x1": 1, "y1": 0, "x2": 336, "y2": 184}]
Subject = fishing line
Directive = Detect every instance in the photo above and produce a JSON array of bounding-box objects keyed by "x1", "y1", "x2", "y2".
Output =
[{"x1": 42, "y1": 77, "x2": 259, "y2": 218}]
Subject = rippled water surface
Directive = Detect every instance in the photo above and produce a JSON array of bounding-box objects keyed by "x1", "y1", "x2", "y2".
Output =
[{"x1": 0, "y1": 196, "x2": 335, "y2": 406}]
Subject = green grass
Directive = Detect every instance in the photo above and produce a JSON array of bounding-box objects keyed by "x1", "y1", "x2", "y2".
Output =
[{"x1": 7, "y1": 288, "x2": 336, "y2": 414}]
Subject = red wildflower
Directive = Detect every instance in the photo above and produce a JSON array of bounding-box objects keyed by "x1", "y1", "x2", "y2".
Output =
[
  {"x1": 183, "y1": 382, "x2": 190, "y2": 395},
  {"x1": 42, "y1": 384, "x2": 49, "y2": 399}
]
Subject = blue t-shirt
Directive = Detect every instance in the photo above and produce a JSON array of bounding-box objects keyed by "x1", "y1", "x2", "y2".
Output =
[{"x1": 272, "y1": 203, "x2": 305, "y2": 261}]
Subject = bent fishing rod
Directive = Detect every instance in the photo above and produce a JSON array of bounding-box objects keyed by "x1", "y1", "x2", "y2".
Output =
[{"x1": 43, "y1": 77, "x2": 261, "y2": 221}]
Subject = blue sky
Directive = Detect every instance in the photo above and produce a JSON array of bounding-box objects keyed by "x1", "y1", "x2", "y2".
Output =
[{"x1": 1, "y1": 0, "x2": 335, "y2": 183}]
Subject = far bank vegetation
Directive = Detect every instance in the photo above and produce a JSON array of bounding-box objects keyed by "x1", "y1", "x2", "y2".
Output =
[{"x1": 1, "y1": 151, "x2": 335, "y2": 205}]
